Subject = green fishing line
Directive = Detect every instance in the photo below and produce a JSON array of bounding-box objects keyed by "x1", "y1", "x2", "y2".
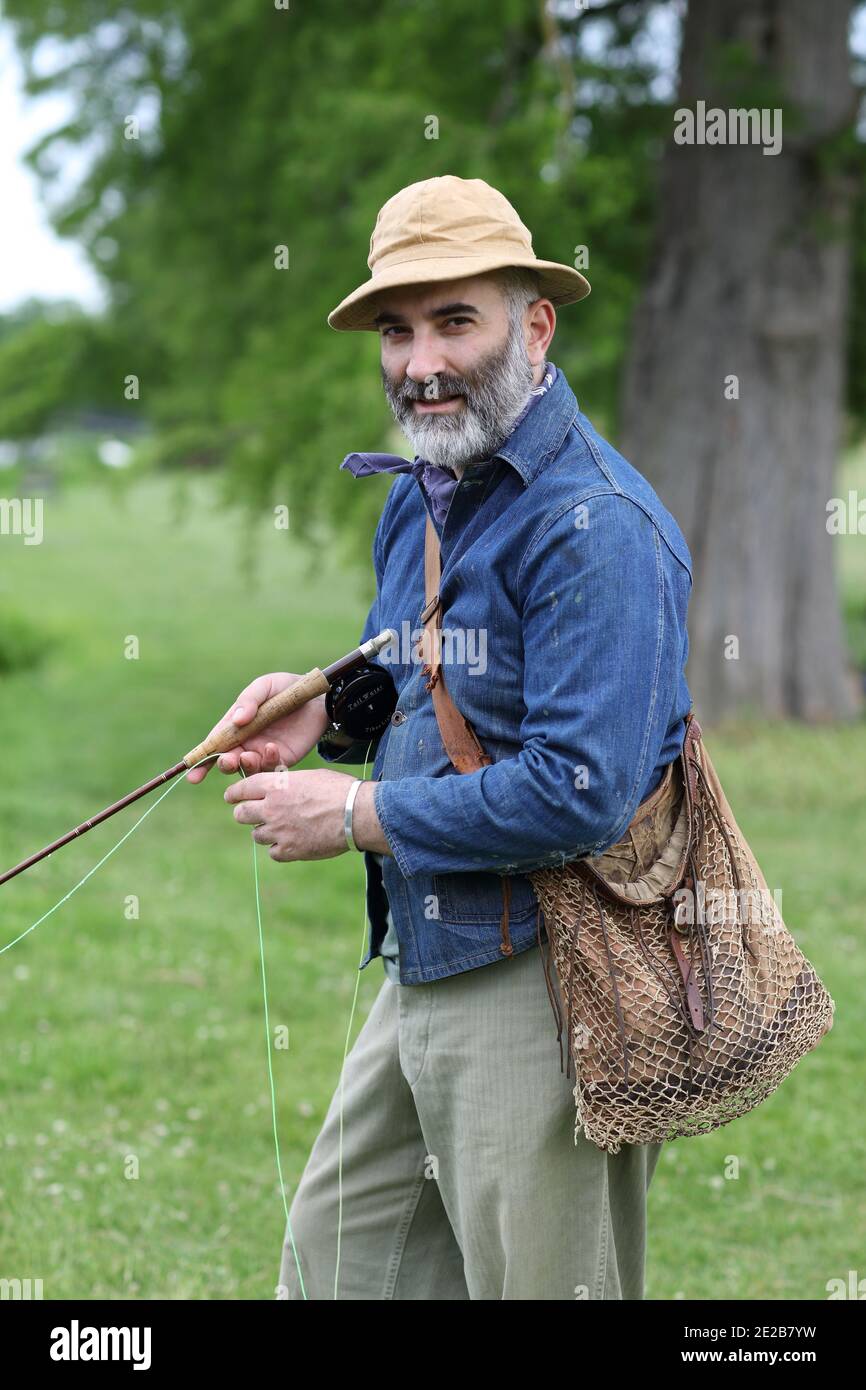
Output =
[
  {"x1": 334, "y1": 738, "x2": 376, "y2": 1301},
  {"x1": 1, "y1": 742, "x2": 378, "y2": 1303}
]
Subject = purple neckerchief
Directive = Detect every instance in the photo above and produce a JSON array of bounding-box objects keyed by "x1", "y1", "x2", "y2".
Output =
[{"x1": 340, "y1": 362, "x2": 558, "y2": 526}]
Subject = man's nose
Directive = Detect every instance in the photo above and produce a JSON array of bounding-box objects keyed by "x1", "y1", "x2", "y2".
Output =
[{"x1": 405, "y1": 331, "x2": 448, "y2": 385}]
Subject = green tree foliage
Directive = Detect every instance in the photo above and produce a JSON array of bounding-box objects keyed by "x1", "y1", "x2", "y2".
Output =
[
  {"x1": 4, "y1": 0, "x2": 864, "y2": 559},
  {"x1": 0, "y1": 300, "x2": 138, "y2": 438}
]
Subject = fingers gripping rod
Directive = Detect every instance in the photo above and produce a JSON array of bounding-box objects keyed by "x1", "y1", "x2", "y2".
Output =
[{"x1": 0, "y1": 630, "x2": 396, "y2": 888}]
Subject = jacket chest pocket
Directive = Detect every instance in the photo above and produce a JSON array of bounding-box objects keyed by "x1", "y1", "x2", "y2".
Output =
[{"x1": 431, "y1": 869, "x2": 539, "y2": 925}]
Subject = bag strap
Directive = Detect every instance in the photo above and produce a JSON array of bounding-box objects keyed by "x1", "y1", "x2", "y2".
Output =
[
  {"x1": 418, "y1": 514, "x2": 493, "y2": 774},
  {"x1": 682, "y1": 710, "x2": 702, "y2": 801},
  {"x1": 418, "y1": 513, "x2": 512, "y2": 956}
]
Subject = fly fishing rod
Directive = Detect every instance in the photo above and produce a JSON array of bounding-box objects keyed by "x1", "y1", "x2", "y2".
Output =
[{"x1": 0, "y1": 629, "x2": 398, "y2": 889}]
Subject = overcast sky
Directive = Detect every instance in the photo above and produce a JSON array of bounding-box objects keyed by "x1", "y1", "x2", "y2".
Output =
[{"x1": 0, "y1": 23, "x2": 103, "y2": 312}]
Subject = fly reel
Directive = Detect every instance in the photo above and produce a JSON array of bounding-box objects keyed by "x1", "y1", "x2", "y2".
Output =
[{"x1": 324, "y1": 662, "x2": 398, "y2": 740}]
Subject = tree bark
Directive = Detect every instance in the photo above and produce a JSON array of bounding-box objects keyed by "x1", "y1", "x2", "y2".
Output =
[{"x1": 620, "y1": 0, "x2": 862, "y2": 722}]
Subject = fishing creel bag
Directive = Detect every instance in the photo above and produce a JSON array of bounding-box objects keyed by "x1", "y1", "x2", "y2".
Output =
[
  {"x1": 526, "y1": 715, "x2": 835, "y2": 1152},
  {"x1": 418, "y1": 514, "x2": 836, "y2": 1154}
]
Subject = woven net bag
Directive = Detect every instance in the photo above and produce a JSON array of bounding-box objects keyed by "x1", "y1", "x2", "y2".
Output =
[{"x1": 527, "y1": 716, "x2": 835, "y2": 1154}]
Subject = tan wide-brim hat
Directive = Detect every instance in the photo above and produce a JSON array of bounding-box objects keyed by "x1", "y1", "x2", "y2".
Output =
[{"x1": 328, "y1": 175, "x2": 591, "y2": 332}]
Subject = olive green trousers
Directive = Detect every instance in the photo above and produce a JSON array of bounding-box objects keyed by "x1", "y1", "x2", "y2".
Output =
[{"x1": 277, "y1": 943, "x2": 663, "y2": 1300}]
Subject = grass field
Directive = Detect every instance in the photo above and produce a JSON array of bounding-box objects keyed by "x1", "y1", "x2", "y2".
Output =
[{"x1": 0, "y1": 465, "x2": 864, "y2": 1301}]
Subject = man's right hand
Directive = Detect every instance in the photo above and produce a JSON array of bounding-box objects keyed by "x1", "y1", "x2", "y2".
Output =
[{"x1": 185, "y1": 673, "x2": 331, "y2": 783}]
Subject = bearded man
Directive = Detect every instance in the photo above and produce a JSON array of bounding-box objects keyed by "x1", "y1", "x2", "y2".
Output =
[{"x1": 189, "y1": 175, "x2": 693, "y2": 1300}]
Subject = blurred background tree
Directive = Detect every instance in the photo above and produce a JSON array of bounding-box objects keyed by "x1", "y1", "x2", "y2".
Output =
[
  {"x1": 2, "y1": 0, "x2": 865, "y2": 718},
  {"x1": 621, "y1": 0, "x2": 863, "y2": 720}
]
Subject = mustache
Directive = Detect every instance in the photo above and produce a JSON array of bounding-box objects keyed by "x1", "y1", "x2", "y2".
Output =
[{"x1": 387, "y1": 372, "x2": 473, "y2": 405}]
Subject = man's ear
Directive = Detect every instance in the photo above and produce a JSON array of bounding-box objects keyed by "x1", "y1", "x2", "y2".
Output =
[{"x1": 525, "y1": 299, "x2": 556, "y2": 366}]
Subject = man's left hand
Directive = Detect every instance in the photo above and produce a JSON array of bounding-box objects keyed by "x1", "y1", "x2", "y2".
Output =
[{"x1": 224, "y1": 769, "x2": 359, "y2": 862}]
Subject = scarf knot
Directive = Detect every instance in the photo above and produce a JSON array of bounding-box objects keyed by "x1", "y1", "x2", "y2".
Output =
[{"x1": 340, "y1": 363, "x2": 557, "y2": 526}]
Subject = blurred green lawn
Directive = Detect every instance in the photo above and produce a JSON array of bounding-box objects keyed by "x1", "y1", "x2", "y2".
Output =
[{"x1": 0, "y1": 463, "x2": 864, "y2": 1301}]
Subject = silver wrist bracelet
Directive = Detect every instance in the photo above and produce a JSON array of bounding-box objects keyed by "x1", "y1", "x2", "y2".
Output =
[{"x1": 344, "y1": 778, "x2": 364, "y2": 851}]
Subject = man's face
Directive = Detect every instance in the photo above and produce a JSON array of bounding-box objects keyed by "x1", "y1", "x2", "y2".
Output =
[{"x1": 374, "y1": 274, "x2": 537, "y2": 470}]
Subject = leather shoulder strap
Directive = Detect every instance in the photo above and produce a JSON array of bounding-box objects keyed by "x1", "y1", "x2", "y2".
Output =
[
  {"x1": 682, "y1": 710, "x2": 702, "y2": 806},
  {"x1": 419, "y1": 514, "x2": 492, "y2": 774},
  {"x1": 420, "y1": 516, "x2": 513, "y2": 957}
]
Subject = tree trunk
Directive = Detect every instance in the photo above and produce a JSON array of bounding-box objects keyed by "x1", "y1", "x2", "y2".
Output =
[{"x1": 620, "y1": 0, "x2": 862, "y2": 723}]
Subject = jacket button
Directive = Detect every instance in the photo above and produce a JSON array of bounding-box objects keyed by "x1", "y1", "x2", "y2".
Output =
[{"x1": 391, "y1": 710, "x2": 407, "y2": 725}]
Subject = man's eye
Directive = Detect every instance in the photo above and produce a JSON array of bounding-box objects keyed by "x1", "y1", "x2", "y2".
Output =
[
  {"x1": 381, "y1": 325, "x2": 409, "y2": 338},
  {"x1": 445, "y1": 317, "x2": 472, "y2": 327}
]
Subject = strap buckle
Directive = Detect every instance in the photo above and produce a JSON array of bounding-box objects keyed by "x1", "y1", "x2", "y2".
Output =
[{"x1": 419, "y1": 593, "x2": 441, "y2": 624}]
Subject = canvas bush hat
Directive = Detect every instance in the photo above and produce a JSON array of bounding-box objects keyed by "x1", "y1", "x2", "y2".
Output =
[{"x1": 328, "y1": 175, "x2": 591, "y2": 332}]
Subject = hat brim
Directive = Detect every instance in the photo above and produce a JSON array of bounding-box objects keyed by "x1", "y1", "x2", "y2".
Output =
[{"x1": 327, "y1": 253, "x2": 591, "y2": 332}]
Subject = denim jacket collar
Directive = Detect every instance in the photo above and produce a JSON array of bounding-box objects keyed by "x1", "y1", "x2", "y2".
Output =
[{"x1": 488, "y1": 365, "x2": 579, "y2": 487}]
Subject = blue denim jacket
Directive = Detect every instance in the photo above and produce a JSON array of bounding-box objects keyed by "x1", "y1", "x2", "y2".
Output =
[{"x1": 320, "y1": 367, "x2": 693, "y2": 984}]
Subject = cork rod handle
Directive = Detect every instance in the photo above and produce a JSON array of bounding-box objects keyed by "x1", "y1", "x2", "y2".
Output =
[{"x1": 182, "y1": 667, "x2": 330, "y2": 768}]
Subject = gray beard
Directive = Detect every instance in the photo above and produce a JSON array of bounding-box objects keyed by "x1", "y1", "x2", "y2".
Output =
[{"x1": 381, "y1": 325, "x2": 535, "y2": 471}]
